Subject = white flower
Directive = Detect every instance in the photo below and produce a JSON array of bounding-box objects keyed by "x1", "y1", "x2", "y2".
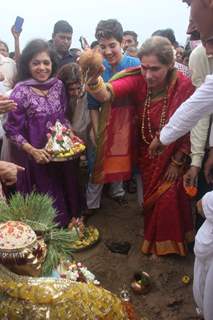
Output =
[
  {"x1": 67, "y1": 269, "x2": 79, "y2": 281},
  {"x1": 80, "y1": 267, "x2": 95, "y2": 281},
  {"x1": 61, "y1": 261, "x2": 100, "y2": 285}
]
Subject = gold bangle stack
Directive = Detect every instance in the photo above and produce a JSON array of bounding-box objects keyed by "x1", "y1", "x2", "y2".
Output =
[{"x1": 87, "y1": 77, "x2": 105, "y2": 93}]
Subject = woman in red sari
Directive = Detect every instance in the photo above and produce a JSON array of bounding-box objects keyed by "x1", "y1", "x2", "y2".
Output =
[{"x1": 81, "y1": 36, "x2": 195, "y2": 256}]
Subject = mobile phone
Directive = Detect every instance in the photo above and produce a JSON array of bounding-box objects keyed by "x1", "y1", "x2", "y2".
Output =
[
  {"x1": 79, "y1": 36, "x2": 89, "y2": 50},
  {"x1": 14, "y1": 16, "x2": 24, "y2": 33}
]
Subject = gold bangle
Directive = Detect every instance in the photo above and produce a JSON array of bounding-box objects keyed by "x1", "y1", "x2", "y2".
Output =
[
  {"x1": 87, "y1": 77, "x2": 105, "y2": 92},
  {"x1": 171, "y1": 156, "x2": 184, "y2": 167},
  {"x1": 87, "y1": 80, "x2": 99, "y2": 89}
]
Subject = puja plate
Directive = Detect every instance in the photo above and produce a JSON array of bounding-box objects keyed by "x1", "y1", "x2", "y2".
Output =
[
  {"x1": 70, "y1": 226, "x2": 100, "y2": 252},
  {"x1": 50, "y1": 152, "x2": 84, "y2": 162}
]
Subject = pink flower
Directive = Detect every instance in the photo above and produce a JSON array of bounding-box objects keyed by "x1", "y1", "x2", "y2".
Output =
[
  {"x1": 50, "y1": 127, "x2": 56, "y2": 133},
  {"x1": 56, "y1": 135, "x2": 63, "y2": 142},
  {"x1": 62, "y1": 127, "x2": 67, "y2": 133},
  {"x1": 47, "y1": 133, "x2": 51, "y2": 139}
]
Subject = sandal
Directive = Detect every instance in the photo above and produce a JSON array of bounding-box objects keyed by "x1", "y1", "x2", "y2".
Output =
[{"x1": 105, "y1": 241, "x2": 131, "y2": 254}]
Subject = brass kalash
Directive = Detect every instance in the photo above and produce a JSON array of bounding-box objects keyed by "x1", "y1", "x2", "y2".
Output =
[
  {"x1": 0, "y1": 193, "x2": 139, "y2": 320},
  {"x1": 0, "y1": 221, "x2": 47, "y2": 277}
]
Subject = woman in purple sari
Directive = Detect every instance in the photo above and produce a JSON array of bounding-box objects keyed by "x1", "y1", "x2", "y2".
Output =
[{"x1": 4, "y1": 39, "x2": 81, "y2": 226}]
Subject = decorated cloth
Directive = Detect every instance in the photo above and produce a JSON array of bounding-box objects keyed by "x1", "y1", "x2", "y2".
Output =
[
  {"x1": 92, "y1": 67, "x2": 142, "y2": 184},
  {"x1": 93, "y1": 67, "x2": 194, "y2": 256},
  {"x1": 4, "y1": 78, "x2": 82, "y2": 226},
  {"x1": 87, "y1": 55, "x2": 140, "y2": 110},
  {"x1": 86, "y1": 56, "x2": 140, "y2": 210},
  {"x1": 174, "y1": 61, "x2": 191, "y2": 78},
  {"x1": 0, "y1": 264, "x2": 139, "y2": 320}
]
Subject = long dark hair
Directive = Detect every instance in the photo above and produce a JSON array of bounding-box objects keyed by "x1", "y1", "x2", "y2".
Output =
[
  {"x1": 17, "y1": 39, "x2": 57, "y2": 82},
  {"x1": 57, "y1": 63, "x2": 82, "y2": 122},
  {"x1": 57, "y1": 63, "x2": 81, "y2": 90}
]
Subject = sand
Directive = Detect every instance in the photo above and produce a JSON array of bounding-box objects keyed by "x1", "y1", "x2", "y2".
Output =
[{"x1": 73, "y1": 192, "x2": 200, "y2": 320}]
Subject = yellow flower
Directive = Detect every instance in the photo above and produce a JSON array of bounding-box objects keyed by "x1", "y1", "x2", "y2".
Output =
[{"x1": 182, "y1": 275, "x2": 190, "y2": 285}]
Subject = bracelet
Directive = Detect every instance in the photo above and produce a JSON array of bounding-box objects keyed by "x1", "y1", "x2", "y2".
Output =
[
  {"x1": 171, "y1": 156, "x2": 184, "y2": 167},
  {"x1": 87, "y1": 77, "x2": 105, "y2": 92},
  {"x1": 87, "y1": 80, "x2": 99, "y2": 89}
]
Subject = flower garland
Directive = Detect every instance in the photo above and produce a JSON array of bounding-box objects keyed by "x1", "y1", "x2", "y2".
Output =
[{"x1": 57, "y1": 260, "x2": 100, "y2": 285}]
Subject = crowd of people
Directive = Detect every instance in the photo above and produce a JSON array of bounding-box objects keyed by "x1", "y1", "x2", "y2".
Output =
[{"x1": 0, "y1": 0, "x2": 213, "y2": 318}]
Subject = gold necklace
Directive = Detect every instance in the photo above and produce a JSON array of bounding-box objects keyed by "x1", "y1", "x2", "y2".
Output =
[{"x1": 141, "y1": 90, "x2": 168, "y2": 145}]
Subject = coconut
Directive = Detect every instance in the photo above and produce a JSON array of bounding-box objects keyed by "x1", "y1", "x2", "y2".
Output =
[{"x1": 78, "y1": 49, "x2": 103, "y2": 83}]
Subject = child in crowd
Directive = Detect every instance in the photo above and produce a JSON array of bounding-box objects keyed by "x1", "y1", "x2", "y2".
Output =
[
  {"x1": 57, "y1": 62, "x2": 91, "y2": 213},
  {"x1": 57, "y1": 63, "x2": 90, "y2": 145},
  {"x1": 87, "y1": 19, "x2": 140, "y2": 212}
]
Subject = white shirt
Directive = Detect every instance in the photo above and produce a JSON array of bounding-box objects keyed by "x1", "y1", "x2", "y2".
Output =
[
  {"x1": 189, "y1": 46, "x2": 213, "y2": 167},
  {"x1": 195, "y1": 191, "x2": 213, "y2": 260},
  {"x1": 160, "y1": 75, "x2": 213, "y2": 145},
  {"x1": 0, "y1": 55, "x2": 16, "y2": 138},
  {"x1": 0, "y1": 54, "x2": 16, "y2": 92}
]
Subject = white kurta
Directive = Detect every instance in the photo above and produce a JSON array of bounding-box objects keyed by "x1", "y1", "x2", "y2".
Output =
[
  {"x1": 160, "y1": 75, "x2": 213, "y2": 146},
  {"x1": 194, "y1": 191, "x2": 213, "y2": 319},
  {"x1": 189, "y1": 46, "x2": 213, "y2": 167}
]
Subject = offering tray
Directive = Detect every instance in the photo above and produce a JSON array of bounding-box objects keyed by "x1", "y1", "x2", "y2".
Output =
[{"x1": 68, "y1": 218, "x2": 100, "y2": 252}]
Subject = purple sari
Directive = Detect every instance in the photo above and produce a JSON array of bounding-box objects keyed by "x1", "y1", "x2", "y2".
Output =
[{"x1": 4, "y1": 77, "x2": 82, "y2": 226}]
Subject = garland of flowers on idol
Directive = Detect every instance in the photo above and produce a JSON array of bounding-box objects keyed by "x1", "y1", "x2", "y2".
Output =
[
  {"x1": 141, "y1": 89, "x2": 168, "y2": 145},
  {"x1": 57, "y1": 260, "x2": 100, "y2": 285}
]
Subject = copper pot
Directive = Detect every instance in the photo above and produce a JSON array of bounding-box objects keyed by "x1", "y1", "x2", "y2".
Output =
[{"x1": 131, "y1": 272, "x2": 151, "y2": 295}]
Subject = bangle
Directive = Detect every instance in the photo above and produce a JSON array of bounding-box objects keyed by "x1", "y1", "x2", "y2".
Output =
[
  {"x1": 87, "y1": 80, "x2": 99, "y2": 88},
  {"x1": 87, "y1": 77, "x2": 105, "y2": 92},
  {"x1": 171, "y1": 156, "x2": 184, "y2": 167}
]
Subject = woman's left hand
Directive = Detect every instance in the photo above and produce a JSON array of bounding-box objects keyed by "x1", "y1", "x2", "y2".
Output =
[
  {"x1": 31, "y1": 148, "x2": 51, "y2": 164},
  {"x1": 163, "y1": 164, "x2": 179, "y2": 182},
  {"x1": 149, "y1": 136, "x2": 165, "y2": 158}
]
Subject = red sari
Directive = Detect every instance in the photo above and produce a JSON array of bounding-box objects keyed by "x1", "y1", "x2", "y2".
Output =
[
  {"x1": 93, "y1": 67, "x2": 195, "y2": 256},
  {"x1": 137, "y1": 71, "x2": 194, "y2": 256}
]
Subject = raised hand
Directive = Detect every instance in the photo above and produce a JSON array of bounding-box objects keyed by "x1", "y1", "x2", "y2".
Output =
[
  {"x1": 78, "y1": 48, "x2": 104, "y2": 84},
  {"x1": 11, "y1": 25, "x2": 22, "y2": 40}
]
